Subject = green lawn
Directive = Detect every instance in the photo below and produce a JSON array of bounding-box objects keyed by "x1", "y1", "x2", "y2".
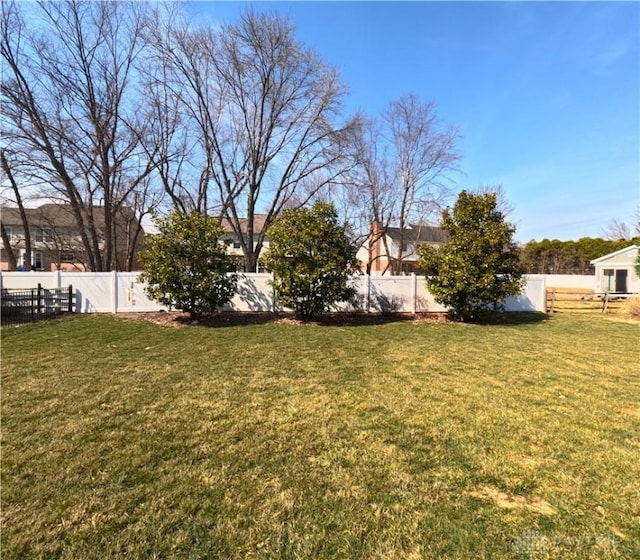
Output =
[{"x1": 1, "y1": 313, "x2": 639, "y2": 559}]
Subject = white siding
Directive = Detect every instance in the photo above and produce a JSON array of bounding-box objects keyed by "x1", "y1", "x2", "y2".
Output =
[{"x1": 592, "y1": 247, "x2": 639, "y2": 293}]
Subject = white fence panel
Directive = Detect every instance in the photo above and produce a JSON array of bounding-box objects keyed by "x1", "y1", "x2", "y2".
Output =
[
  {"x1": 0, "y1": 271, "x2": 552, "y2": 314},
  {"x1": 416, "y1": 281, "x2": 448, "y2": 313},
  {"x1": 368, "y1": 275, "x2": 414, "y2": 312},
  {"x1": 0, "y1": 271, "x2": 60, "y2": 290},
  {"x1": 227, "y1": 274, "x2": 273, "y2": 312},
  {"x1": 329, "y1": 275, "x2": 367, "y2": 312},
  {"x1": 505, "y1": 275, "x2": 546, "y2": 312},
  {"x1": 116, "y1": 272, "x2": 167, "y2": 312},
  {"x1": 68, "y1": 272, "x2": 115, "y2": 313},
  {"x1": 529, "y1": 274, "x2": 594, "y2": 290}
]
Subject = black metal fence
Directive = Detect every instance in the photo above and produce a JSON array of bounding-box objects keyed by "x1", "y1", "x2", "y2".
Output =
[{"x1": 0, "y1": 284, "x2": 75, "y2": 327}]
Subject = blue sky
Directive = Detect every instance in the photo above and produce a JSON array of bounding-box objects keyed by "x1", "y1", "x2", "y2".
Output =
[{"x1": 186, "y1": 1, "x2": 640, "y2": 242}]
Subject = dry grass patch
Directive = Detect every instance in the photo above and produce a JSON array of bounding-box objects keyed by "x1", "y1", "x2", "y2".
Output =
[
  {"x1": 2, "y1": 312, "x2": 638, "y2": 559},
  {"x1": 622, "y1": 296, "x2": 640, "y2": 320},
  {"x1": 468, "y1": 485, "x2": 557, "y2": 516}
]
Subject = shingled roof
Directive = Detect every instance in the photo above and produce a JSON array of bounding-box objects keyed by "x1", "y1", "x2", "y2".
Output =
[
  {"x1": 1, "y1": 204, "x2": 140, "y2": 231},
  {"x1": 221, "y1": 214, "x2": 269, "y2": 235},
  {"x1": 385, "y1": 224, "x2": 448, "y2": 244},
  {"x1": 2, "y1": 205, "x2": 76, "y2": 228}
]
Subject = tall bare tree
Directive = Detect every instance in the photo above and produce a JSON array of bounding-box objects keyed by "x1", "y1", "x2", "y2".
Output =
[
  {"x1": 1, "y1": 0, "x2": 162, "y2": 271},
  {"x1": 603, "y1": 211, "x2": 640, "y2": 241},
  {"x1": 344, "y1": 116, "x2": 394, "y2": 273},
  {"x1": 0, "y1": 224, "x2": 17, "y2": 270},
  {"x1": 347, "y1": 94, "x2": 460, "y2": 274},
  {"x1": 472, "y1": 184, "x2": 515, "y2": 218},
  {"x1": 140, "y1": 5, "x2": 216, "y2": 215},
  {"x1": 0, "y1": 148, "x2": 31, "y2": 268},
  {"x1": 145, "y1": 9, "x2": 356, "y2": 271}
]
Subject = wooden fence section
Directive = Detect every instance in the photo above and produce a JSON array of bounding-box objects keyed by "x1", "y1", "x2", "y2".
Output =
[
  {"x1": 546, "y1": 288, "x2": 630, "y2": 314},
  {"x1": 0, "y1": 284, "x2": 75, "y2": 327}
]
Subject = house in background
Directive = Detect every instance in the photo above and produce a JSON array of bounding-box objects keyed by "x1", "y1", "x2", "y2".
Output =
[
  {"x1": 590, "y1": 245, "x2": 639, "y2": 294},
  {"x1": 0, "y1": 204, "x2": 144, "y2": 271},
  {"x1": 357, "y1": 221, "x2": 448, "y2": 275},
  {"x1": 221, "y1": 214, "x2": 271, "y2": 272}
]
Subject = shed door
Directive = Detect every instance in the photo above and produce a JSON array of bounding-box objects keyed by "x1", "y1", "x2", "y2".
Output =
[{"x1": 615, "y1": 269, "x2": 628, "y2": 293}]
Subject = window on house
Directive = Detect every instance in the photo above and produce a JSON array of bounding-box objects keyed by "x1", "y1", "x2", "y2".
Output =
[
  {"x1": 20, "y1": 251, "x2": 44, "y2": 269},
  {"x1": 4, "y1": 226, "x2": 12, "y2": 240},
  {"x1": 233, "y1": 240, "x2": 242, "y2": 249},
  {"x1": 60, "y1": 253, "x2": 75, "y2": 263},
  {"x1": 35, "y1": 228, "x2": 53, "y2": 243}
]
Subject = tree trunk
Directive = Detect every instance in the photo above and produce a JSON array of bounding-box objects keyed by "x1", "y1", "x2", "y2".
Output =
[
  {"x1": 1, "y1": 149, "x2": 31, "y2": 268},
  {"x1": 0, "y1": 223, "x2": 18, "y2": 270}
]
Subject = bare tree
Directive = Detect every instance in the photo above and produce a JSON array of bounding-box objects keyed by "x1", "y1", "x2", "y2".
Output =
[
  {"x1": 0, "y1": 148, "x2": 31, "y2": 268},
  {"x1": 472, "y1": 184, "x2": 515, "y2": 218},
  {"x1": 140, "y1": 5, "x2": 216, "y2": 215},
  {"x1": 343, "y1": 116, "x2": 395, "y2": 273},
  {"x1": 1, "y1": 0, "x2": 162, "y2": 271},
  {"x1": 145, "y1": 9, "x2": 356, "y2": 271},
  {"x1": 603, "y1": 219, "x2": 632, "y2": 241},
  {"x1": 23, "y1": 206, "x2": 86, "y2": 271},
  {"x1": 386, "y1": 95, "x2": 460, "y2": 274},
  {"x1": 346, "y1": 94, "x2": 460, "y2": 274},
  {"x1": 603, "y1": 210, "x2": 640, "y2": 241},
  {"x1": 0, "y1": 224, "x2": 17, "y2": 270}
]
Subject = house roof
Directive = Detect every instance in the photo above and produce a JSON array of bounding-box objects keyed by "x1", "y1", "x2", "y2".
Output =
[
  {"x1": 1, "y1": 203, "x2": 140, "y2": 232},
  {"x1": 385, "y1": 224, "x2": 448, "y2": 245},
  {"x1": 2, "y1": 204, "x2": 79, "y2": 228},
  {"x1": 590, "y1": 244, "x2": 639, "y2": 265},
  {"x1": 221, "y1": 214, "x2": 269, "y2": 235}
]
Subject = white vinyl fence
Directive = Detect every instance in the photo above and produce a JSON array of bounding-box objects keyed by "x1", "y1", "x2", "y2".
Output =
[
  {"x1": 0, "y1": 271, "x2": 162, "y2": 313},
  {"x1": 0, "y1": 270, "x2": 554, "y2": 314},
  {"x1": 527, "y1": 274, "x2": 595, "y2": 290}
]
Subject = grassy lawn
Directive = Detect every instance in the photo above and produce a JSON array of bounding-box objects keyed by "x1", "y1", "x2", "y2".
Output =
[{"x1": 1, "y1": 313, "x2": 639, "y2": 559}]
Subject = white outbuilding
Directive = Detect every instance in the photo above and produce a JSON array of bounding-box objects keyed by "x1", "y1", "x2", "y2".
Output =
[{"x1": 590, "y1": 245, "x2": 639, "y2": 294}]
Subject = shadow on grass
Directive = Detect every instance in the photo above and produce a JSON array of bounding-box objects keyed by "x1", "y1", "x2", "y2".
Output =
[
  {"x1": 466, "y1": 312, "x2": 550, "y2": 326},
  {"x1": 0, "y1": 313, "x2": 78, "y2": 330},
  {"x1": 116, "y1": 310, "x2": 549, "y2": 329},
  {"x1": 175, "y1": 311, "x2": 423, "y2": 328}
]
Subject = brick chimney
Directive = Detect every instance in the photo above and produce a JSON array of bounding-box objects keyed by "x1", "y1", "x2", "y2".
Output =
[{"x1": 370, "y1": 220, "x2": 384, "y2": 272}]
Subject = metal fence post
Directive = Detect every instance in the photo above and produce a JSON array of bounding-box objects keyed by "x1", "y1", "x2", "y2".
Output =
[
  {"x1": 68, "y1": 284, "x2": 74, "y2": 313},
  {"x1": 365, "y1": 274, "x2": 370, "y2": 313},
  {"x1": 270, "y1": 273, "x2": 277, "y2": 312},
  {"x1": 112, "y1": 270, "x2": 118, "y2": 313},
  {"x1": 38, "y1": 283, "x2": 43, "y2": 316},
  {"x1": 411, "y1": 273, "x2": 417, "y2": 314}
]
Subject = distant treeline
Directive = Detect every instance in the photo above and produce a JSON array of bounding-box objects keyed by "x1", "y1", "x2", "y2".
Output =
[{"x1": 521, "y1": 238, "x2": 640, "y2": 275}]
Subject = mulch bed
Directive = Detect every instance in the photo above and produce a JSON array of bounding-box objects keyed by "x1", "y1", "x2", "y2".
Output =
[{"x1": 114, "y1": 311, "x2": 449, "y2": 328}]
